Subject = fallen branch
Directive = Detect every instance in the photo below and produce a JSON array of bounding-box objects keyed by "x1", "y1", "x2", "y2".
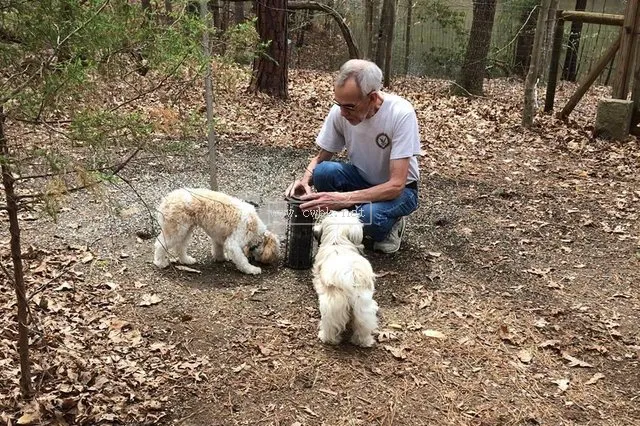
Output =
[{"x1": 287, "y1": 1, "x2": 361, "y2": 59}]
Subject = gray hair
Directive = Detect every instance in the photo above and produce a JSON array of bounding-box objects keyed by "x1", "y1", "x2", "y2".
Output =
[{"x1": 335, "y1": 59, "x2": 383, "y2": 96}]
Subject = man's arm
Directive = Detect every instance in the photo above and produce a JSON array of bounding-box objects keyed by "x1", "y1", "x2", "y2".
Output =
[
  {"x1": 299, "y1": 158, "x2": 410, "y2": 210},
  {"x1": 349, "y1": 158, "x2": 410, "y2": 202},
  {"x1": 285, "y1": 148, "x2": 334, "y2": 197},
  {"x1": 301, "y1": 149, "x2": 335, "y2": 187}
]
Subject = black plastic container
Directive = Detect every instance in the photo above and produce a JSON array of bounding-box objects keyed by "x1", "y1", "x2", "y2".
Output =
[{"x1": 283, "y1": 196, "x2": 314, "y2": 269}]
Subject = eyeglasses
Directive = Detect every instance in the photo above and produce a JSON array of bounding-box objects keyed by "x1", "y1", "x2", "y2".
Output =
[{"x1": 332, "y1": 91, "x2": 375, "y2": 111}]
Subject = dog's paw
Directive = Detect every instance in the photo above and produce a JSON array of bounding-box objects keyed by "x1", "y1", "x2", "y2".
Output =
[
  {"x1": 243, "y1": 265, "x2": 262, "y2": 275},
  {"x1": 318, "y1": 329, "x2": 340, "y2": 345},
  {"x1": 350, "y1": 334, "x2": 375, "y2": 348},
  {"x1": 153, "y1": 258, "x2": 170, "y2": 268},
  {"x1": 211, "y1": 251, "x2": 227, "y2": 262},
  {"x1": 211, "y1": 247, "x2": 227, "y2": 261},
  {"x1": 179, "y1": 255, "x2": 197, "y2": 265}
]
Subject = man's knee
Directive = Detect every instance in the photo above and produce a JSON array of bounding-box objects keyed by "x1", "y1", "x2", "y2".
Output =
[
  {"x1": 358, "y1": 205, "x2": 387, "y2": 242},
  {"x1": 313, "y1": 161, "x2": 341, "y2": 179},
  {"x1": 312, "y1": 161, "x2": 341, "y2": 191}
]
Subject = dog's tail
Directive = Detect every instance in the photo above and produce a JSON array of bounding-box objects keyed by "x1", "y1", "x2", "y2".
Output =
[
  {"x1": 319, "y1": 260, "x2": 376, "y2": 305},
  {"x1": 155, "y1": 207, "x2": 165, "y2": 232},
  {"x1": 320, "y1": 268, "x2": 378, "y2": 337},
  {"x1": 155, "y1": 193, "x2": 171, "y2": 234},
  {"x1": 351, "y1": 288, "x2": 378, "y2": 330}
]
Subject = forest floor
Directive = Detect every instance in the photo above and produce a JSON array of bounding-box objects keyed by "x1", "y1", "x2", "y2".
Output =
[{"x1": 1, "y1": 61, "x2": 640, "y2": 426}]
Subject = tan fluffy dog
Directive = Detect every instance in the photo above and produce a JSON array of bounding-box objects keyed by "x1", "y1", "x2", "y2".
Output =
[{"x1": 153, "y1": 188, "x2": 279, "y2": 274}]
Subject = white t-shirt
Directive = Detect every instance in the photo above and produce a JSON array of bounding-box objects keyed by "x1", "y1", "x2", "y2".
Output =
[{"x1": 315, "y1": 92, "x2": 421, "y2": 186}]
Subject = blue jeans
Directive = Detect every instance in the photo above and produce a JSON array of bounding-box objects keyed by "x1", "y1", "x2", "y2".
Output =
[{"x1": 312, "y1": 161, "x2": 419, "y2": 242}]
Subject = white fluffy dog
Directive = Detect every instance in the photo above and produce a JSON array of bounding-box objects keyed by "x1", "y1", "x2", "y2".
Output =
[
  {"x1": 153, "y1": 188, "x2": 279, "y2": 275},
  {"x1": 312, "y1": 210, "x2": 378, "y2": 347}
]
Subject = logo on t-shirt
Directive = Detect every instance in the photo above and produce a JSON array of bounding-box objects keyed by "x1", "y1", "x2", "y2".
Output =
[{"x1": 375, "y1": 133, "x2": 391, "y2": 149}]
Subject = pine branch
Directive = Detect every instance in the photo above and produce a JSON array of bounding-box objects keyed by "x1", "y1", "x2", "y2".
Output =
[
  {"x1": 55, "y1": 0, "x2": 111, "y2": 57},
  {"x1": 0, "y1": 0, "x2": 111, "y2": 105},
  {"x1": 16, "y1": 147, "x2": 140, "y2": 201},
  {"x1": 108, "y1": 53, "x2": 190, "y2": 113},
  {"x1": 4, "y1": 116, "x2": 73, "y2": 125},
  {"x1": 0, "y1": 26, "x2": 21, "y2": 43}
]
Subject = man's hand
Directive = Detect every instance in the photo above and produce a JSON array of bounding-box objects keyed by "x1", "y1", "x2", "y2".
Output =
[
  {"x1": 299, "y1": 192, "x2": 353, "y2": 211},
  {"x1": 285, "y1": 179, "x2": 312, "y2": 198}
]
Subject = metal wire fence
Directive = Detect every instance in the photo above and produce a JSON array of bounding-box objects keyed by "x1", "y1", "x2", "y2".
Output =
[{"x1": 304, "y1": 0, "x2": 626, "y2": 84}]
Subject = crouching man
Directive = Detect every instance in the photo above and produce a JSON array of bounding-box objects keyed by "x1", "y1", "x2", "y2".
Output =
[{"x1": 285, "y1": 59, "x2": 420, "y2": 253}]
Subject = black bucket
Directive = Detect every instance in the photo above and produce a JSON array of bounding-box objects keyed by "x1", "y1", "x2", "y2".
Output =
[{"x1": 283, "y1": 196, "x2": 314, "y2": 269}]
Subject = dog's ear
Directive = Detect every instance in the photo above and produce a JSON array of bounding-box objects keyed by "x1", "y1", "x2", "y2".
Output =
[
  {"x1": 344, "y1": 224, "x2": 363, "y2": 245},
  {"x1": 259, "y1": 231, "x2": 280, "y2": 264}
]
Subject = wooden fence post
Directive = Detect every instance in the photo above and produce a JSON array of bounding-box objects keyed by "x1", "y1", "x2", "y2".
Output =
[
  {"x1": 558, "y1": 35, "x2": 621, "y2": 119},
  {"x1": 613, "y1": 0, "x2": 640, "y2": 99}
]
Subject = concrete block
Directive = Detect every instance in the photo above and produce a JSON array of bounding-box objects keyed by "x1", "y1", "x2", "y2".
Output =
[{"x1": 594, "y1": 98, "x2": 633, "y2": 140}]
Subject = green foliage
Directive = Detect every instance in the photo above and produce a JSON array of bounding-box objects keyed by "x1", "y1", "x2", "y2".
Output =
[
  {"x1": 69, "y1": 109, "x2": 153, "y2": 150},
  {"x1": 1, "y1": 0, "x2": 206, "y2": 128},
  {"x1": 179, "y1": 109, "x2": 205, "y2": 141},
  {"x1": 414, "y1": 0, "x2": 468, "y2": 77},
  {"x1": 213, "y1": 58, "x2": 252, "y2": 92},
  {"x1": 415, "y1": 0, "x2": 467, "y2": 40},
  {"x1": 92, "y1": 170, "x2": 120, "y2": 184},
  {"x1": 157, "y1": 139, "x2": 196, "y2": 154},
  {"x1": 42, "y1": 150, "x2": 70, "y2": 174},
  {"x1": 223, "y1": 17, "x2": 260, "y2": 65},
  {"x1": 420, "y1": 46, "x2": 466, "y2": 79},
  {"x1": 0, "y1": 0, "x2": 213, "y2": 214}
]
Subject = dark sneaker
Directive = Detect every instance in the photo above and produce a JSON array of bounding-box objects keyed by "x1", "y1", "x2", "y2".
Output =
[{"x1": 373, "y1": 217, "x2": 406, "y2": 254}]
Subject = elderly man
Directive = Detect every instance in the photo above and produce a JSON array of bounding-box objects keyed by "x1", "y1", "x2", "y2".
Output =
[{"x1": 286, "y1": 59, "x2": 420, "y2": 253}]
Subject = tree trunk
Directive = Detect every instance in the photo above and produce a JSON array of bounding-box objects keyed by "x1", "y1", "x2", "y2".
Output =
[
  {"x1": 211, "y1": 0, "x2": 221, "y2": 30},
  {"x1": 523, "y1": 0, "x2": 552, "y2": 127},
  {"x1": 250, "y1": 0, "x2": 288, "y2": 98},
  {"x1": 538, "y1": 0, "x2": 559, "y2": 80},
  {"x1": 375, "y1": 0, "x2": 392, "y2": 69},
  {"x1": 544, "y1": 14, "x2": 564, "y2": 112},
  {"x1": 0, "y1": 107, "x2": 32, "y2": 398},
  {"x1": 221, "y1": 0, "x2": 230, "y2": 32},
  {"x1": 295, "y1": 10, "x2": 310, "y2": 48},
  {"x1": 455, "y1": 0, "x2": 497, "y2": 95},
  {"x1": 200, "y1": 1, "x2": 218, "y2": 190},
  {"x1": 562, "y1": 0, "x2": 587, "y2": 81},
  {"x1": 403, "y1": 0, "x2": 412, "y2": 75},
  {"x1": 365, "y1": 0, "x2": 375, "y2": 59},
  {"x1": 234, "y1": 1, "x2": 244, "y2": 24},
  {"x1": 514, "y1": 5, "x2": 538, "y2": 77},
  {"x1": 383, "y1": 0, "x2": 396, "y2": 87}
]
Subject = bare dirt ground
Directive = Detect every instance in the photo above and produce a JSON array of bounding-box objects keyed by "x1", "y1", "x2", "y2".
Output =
[{"x1": 2, "y1": 68, "x2": 640, "y2": 426}]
